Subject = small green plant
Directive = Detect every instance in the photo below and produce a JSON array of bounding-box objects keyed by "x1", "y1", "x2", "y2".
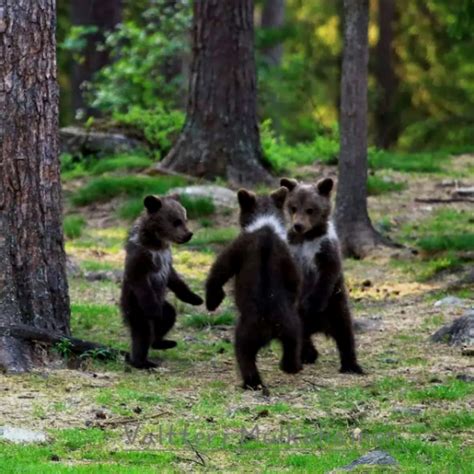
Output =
[
  {"x1": 180, "y1": 195, "x2": 216, "y2": 219},
  {"x1": 368, "y1": 149, "x2": 450, "y2": 173},
  {"x1": 79, "y1": 347, "x2": 117, "y2": 361},
  {"x1": 53, "y1": 338, "x2": 73, "y2": 359},
  {"x1": 183, "y1": 311, "x2": 234, "y2": 328},
  {"x1": 418, "y1": 234, "x2": 474, "y2": 252},
  {"x1": 367, "y1": 175, "x2": 406, "y2": 195},
  {"x1": 63, "y1": 215, "x2": 86, "y2": 239},
  {"x1": 70, "y1": 175, "x2": 185, "y2": 206}
]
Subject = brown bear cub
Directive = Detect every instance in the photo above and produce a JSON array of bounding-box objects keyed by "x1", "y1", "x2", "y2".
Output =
[
  {"x1": 280, "y1": 177, "x2": 363, "y2": 374},
  {"x1": 121, "y1": 194, "x2": 203, "y2": 369},
  {"x1": 205, "y1": 188, "x2": 303, "y2": 391}
]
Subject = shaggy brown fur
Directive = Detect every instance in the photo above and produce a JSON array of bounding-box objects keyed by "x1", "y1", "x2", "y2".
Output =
[
  {"x1": 121, "y1": 194, "x2": 203, "y2": 369},
  {"x1": 280, "y1": 178, "x2": 363, "y2": 374},
  {"x1": 205, "y1": 188, "x2": 303, "y2": 391}
]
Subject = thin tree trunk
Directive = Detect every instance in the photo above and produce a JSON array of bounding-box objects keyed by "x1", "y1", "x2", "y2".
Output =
[
  {"x1": 374, "y1": 0, "x2": 399, "y2": 148},
  {"x1": 0, "y1": 0, "x2": 70, "y2": 372},
  {"x1": 161, "y1": 0, "x2": 271, "y2": 186},
  {"x1": 335, "y1": 0, "x2": 389, "y2": 258},
  {"x1": 71, "y1": 0, "x2": 122, "y2": 117},
  {"x1": 261, "y1": 0, "x2": 285, "y2": 66}
]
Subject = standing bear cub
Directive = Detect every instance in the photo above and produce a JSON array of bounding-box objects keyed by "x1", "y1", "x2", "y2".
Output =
[
  {"x1": 206, "y1": 188, "x2": 302, "y2": 391},
  {"x1": 121, "y1": 194, "x2": 203, "y2": 369},
  {"x1": 280, "y1": 177, "x2": 364, "y2": 374}
]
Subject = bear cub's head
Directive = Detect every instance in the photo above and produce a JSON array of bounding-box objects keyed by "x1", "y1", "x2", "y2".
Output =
[
  {"x1": 280, "y1": 177, "x2": 333, "y2": 237},
  {"x1": 139, "y1": 194, "x2": 193, "y2": 247},
  {"x1": 237, "y1": 187, "x2": 288, "y2": 229}
]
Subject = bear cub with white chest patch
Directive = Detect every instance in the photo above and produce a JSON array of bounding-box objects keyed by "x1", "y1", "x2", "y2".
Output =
[
  {"x1": 121, "y1": 194, "x2": 203, "y2": 369},
  {"x1": 206, "y1": 188, "x2": 302, "y2": 391},
  {"x1": 280, "y1": 177, "x2": 363, "y2": 374}
]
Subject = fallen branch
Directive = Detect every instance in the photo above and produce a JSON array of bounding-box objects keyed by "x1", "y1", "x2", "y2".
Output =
[
  {"x1": 92, "y1": 411, "x2": 169, "y2": 428},
  {"x1": 0, "y1": 323, "x2": 127, "y2": 359},
  {"x1": 415, "y1": 197, "x2": 474, "y2": 204}
]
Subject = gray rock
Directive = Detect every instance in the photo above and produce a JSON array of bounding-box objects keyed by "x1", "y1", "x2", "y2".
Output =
[
  {"x1": 341, "y1": 450, "x2": 397, "y2": 470},
  {"x1": 169, "y1": 185, "x2": 237, "y2": 208},
  {"x1": 434, "y1": 296, "x2": 464, "y2": 308},
  {"x1": 452, "y1": 187, "x2": 474, "y2": 198},
  {"x1": 431, "y1": 312, "x2": 474, "y2": 346},
  {"x1": 60, "y1": 126, "x2": 144, "y2": 157},
  {"x1": 353, "y1": 318, "x2": 382, "y2": 333},
  {"x1": 456, "y1": 374, "x2": 474, "y2": 382},
  {"x1": 0, "y1": 426, "x2": 47, "y2": 444}
]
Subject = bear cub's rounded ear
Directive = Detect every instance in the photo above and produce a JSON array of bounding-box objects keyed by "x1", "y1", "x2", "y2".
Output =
[
  {"x1": 237, "y1": 189, "x2": 256, "y2": 210},
  {"x1": 271, "y1": 187, "x2": 288, "y2": 209},
  {"x1": 144, "y1": 195, "x2": 162, "y2": 213},
  {"x1": 280, "y1": 178, "x2": 298, "y2": 192},
  {"x1": 316, "y1": 178, "x2": 334, "y2": 197}
]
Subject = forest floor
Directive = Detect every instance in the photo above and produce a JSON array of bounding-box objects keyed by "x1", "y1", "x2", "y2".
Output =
[{"x1": 1, "y1": 153, "x2": 473, "y2": 473}]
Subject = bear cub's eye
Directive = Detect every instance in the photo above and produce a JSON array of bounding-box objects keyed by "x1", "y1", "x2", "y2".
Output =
[
  {"x1": 290, "y1": 206, "x2": 297, "y2": 214},
  {"x1": 173, "y1": 219, "x2": 183, "y2": 228},
  {"x1": 306, "y1": 209, "x2": 314, "y2": 215}
]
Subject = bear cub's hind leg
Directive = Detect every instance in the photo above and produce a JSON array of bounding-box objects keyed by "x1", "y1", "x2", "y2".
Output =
[{"x1": 152, "y1": 301, "x2": 177, "y2": 350}]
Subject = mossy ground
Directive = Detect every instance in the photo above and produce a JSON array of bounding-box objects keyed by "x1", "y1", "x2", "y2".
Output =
[{"x1": 1, "y1": 153, "x2": 473, "y2": 473}]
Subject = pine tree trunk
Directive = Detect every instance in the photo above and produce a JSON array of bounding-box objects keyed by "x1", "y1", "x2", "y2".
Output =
[
  {"x1": 0, "y1": 0, "x2": 70, "y2": 372},
  {"x1": 160, "y1": 0, "x2": 271, "y2": 186},
  {"x1": 374, "y1": 0, "x2": 399, "y2": 149},
  {"x1": 335, "y1": 0, "x2": 387, "y2": 258},
  {"x1": 71, "y1": 0, "x2": 122, "y2": 117},
  {"x1": 261, "y1": 0, "x2": 285, "y2": 66}
]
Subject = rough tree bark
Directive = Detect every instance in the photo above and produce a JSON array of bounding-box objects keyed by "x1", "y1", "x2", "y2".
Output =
[
  {"x1": 0, "y1": 0, "x2": 70, "y2": 372},
  {"x1": 374, "y1": 0, "x2": 399, "y2": 149},
  {"x1": 261, "y1": 0, "x2": 285, "y2": 66},
  {"x1": 160, "y1": 0, "x2": 271, "y2": 186},
  {"x1": 71, "y1": 0, "x2": 122, "y2": 116},
  {"x1": 335, "y1": 0, "x2": 389, "y2": 258}
]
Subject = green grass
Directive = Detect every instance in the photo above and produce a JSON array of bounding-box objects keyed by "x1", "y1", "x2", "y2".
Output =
[
  {"x1": 63, "y1": 215, "x2": 86, "y2": 239},
  {"x1": 418, "y1": 234, "x2": 474, "y2": 252},
  {"x1": 180, "y1": 195, "x2": 216, "y2": 219},
  {"x1": 368, "y1": 149, "x2": 450, "y2": 173},
  {"x1": 183, "y1": 311, "x2": 234, "y2": 328},
  {"x1": 118, "y1": 194, "x2": 216, "y2": 221},
  {"x1": 71, "y1": 175, "x2": 186, "y2": 206},
  {"x1": 90, "y1": 155, "x2": 153, "y2": 175},
  {"x1": 367, "y1": 175, "x2": 406, "y2": 196},
  {"x1": 190, "y1": 227, "x2": 239, "y2": 247}
]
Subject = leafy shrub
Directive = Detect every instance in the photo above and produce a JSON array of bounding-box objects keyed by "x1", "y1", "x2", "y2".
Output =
[
  {"x1": 71, "y1": 175, "x2": 185, "y2": 206},
  {"x1": 418, "y1": 234, "x2": 474, "y2": 252},
  {"x1": 112, "y1": 106, "x2": 184, "y2": 157},
  {"x1": 183, "y1": 311, "x2": 234, "y2": 328},
  {"x1": 86, "y1": 3, "x2": 191, "y2": 113},
  {"x1": 63, "y1": 215, "x2": 86, "y2": 239},
  {"x1": 261, "y1": 120, "x2": 339, "y2": 172},
  {"x1": 368, "y1": 149, "x2": 450, "y2": 173}
]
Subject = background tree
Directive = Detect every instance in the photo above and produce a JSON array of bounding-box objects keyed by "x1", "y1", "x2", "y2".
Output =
[
  {"x1": 374, "y1": 0, "x2": 399, "y2": 149},
  {"x1": 260, "y1": 0, "x2": 285, "y2": 66},
  {"x1": 335, "y1": 0, "x2": 387, "y2": 257},
  {"x1": 0, "y1": 0, "x2": 70, "y2": 372},
  {"x1": 70, "y1": 0, "x2": 122, "y2": 117},
  {"x1": 161, "y1": 0, "x2": 271, "y2": 185}
]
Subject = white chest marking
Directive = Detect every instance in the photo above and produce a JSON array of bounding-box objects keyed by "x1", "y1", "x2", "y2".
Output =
[
  {"x1": 150, "y1": 248, "x2": 172, "y2": 285},
  {"x1": 290, "y1": 221, "x2": 338, "y2": 271},
  {"x1": 245, "y1": 214, "x2": 287, "y2": 242}
]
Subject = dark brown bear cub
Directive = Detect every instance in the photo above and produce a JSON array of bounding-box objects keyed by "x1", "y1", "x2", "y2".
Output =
[
  {"x1": 121, "y1": 194, "x2": 203, "y2": 369},
  {"x1": 280, "y1": 177, "x2": 363, "y2": 374},
  {"x1": 205, "y1": 188, "x2": 302, "y2": 391}
]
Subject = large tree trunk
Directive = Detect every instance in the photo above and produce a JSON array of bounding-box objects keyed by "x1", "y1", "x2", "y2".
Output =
[
  {"x1": 374, "y1": 0, "x2": 399, "y2": 149},
  {"x1": 261, "y1": 0, "x2": 285, "y2": 66},
  {"x1": 160, "y1": 0, "x2": 271, "y2": 186},
  {"x1": 71, "y1": 0, "x2": 122, "y2": 117},
  {"x1": 0, "y1": 0, "x2": 70, "y2": 372},
  {"x1": 335, "y1": 0, "x2": 387, "y2": 258}
]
